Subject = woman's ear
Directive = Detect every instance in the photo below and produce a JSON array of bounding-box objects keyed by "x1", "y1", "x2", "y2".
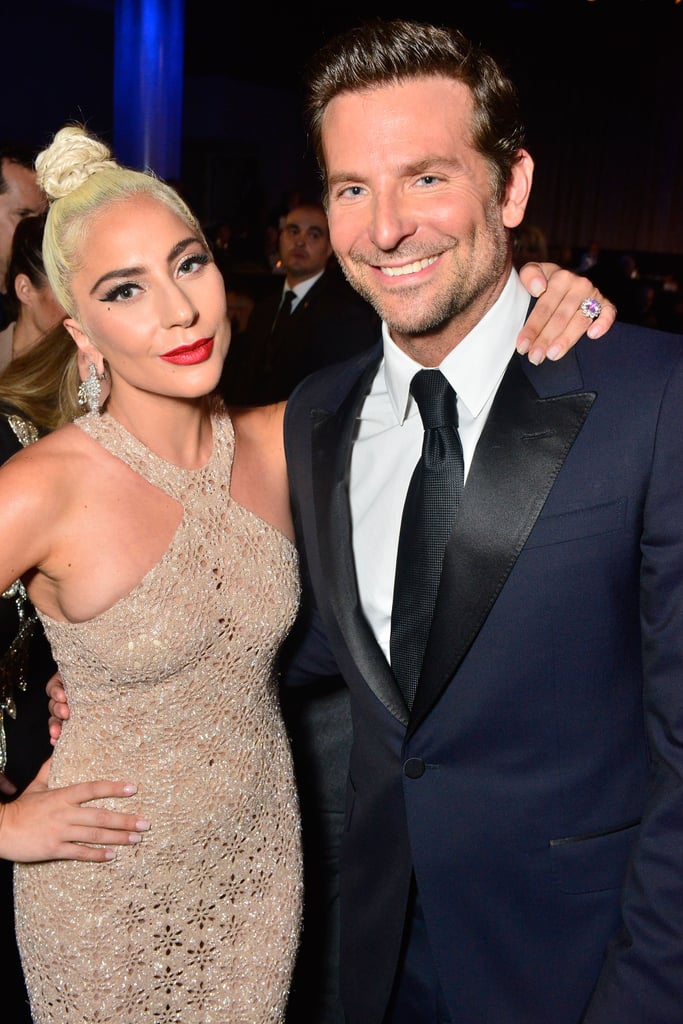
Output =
[
  {"x1": 64, "y1": 318, "x2": 105, "y2": 376},
  {"x1": 13, "y1": 273, "x2": 32, "y2": 307}
]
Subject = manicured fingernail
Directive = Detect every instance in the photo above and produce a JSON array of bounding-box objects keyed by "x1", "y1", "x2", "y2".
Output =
[
  {"x1": 104, "y1": 849, "x2": 116, "y2": 860},
  {"x1": 587, "y1": 324, "x2": 601, "y2": 339},
  {"x1": 546, "y1": 344, "x2": 562, "y2": 361},
  {"x1": 135, "y1": 819, "x2": 151, "y2": 832},
  {"x1": 122, "y1": 783, "x2": 138, "y2": 795},
  {"x1": 530, "y1": 278, "x2": 547, "y2": 298},
  {"x1": 129, "y1": 833, "x2": 143, "y2": 844},
  {"x1": 528, "y1": 348, "x2": 543, "y2": 366},
  {"x1": 516, "y1": 336, "x2": 530, "y2": 354}
]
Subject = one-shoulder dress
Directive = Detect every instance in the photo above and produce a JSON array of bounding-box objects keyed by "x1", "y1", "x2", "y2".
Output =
[{"x1": 14, "y1": 410, "x2": 303, "y2": 1024}]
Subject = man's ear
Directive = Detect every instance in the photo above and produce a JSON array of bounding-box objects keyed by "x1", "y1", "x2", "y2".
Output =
[
  {"x1": 64, "y1": 318, "x2": 105, "y2": 376},
  {"x1": 502, "y1": 149, "x2": 534, "y2": 230}
]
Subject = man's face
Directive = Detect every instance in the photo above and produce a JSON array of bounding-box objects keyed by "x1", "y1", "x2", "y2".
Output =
[
  {"x1": 0, "y1": 159, "x2": 46, "y2": 291},
  {"x1": 322, "y1": 76, "x2": 531, "y2": 357},
  {"x1": 278, "y1": 206, "x2": 333, "y2": 284}
]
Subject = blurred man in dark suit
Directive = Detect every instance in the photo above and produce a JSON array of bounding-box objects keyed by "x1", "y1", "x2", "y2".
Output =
[{"x1": 219, "y1": 202, "x2": 380, "y2": 406}]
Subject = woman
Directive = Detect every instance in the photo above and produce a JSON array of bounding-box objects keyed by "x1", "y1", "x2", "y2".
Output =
[
  {"x1": 0, "y1": 125, "x2": 302, "y2": 1023},
  {"x1": 0, "y1": 213, "x2": 65, "y2": 372}
]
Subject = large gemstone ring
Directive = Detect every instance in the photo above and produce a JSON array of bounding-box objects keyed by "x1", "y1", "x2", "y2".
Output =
[{"x1": 579, "y1": 297, "x2": 602, "y2": 320}]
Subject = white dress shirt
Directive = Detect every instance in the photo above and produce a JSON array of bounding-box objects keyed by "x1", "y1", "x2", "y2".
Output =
[{"x1": 349, "y1": 269, "x2": 530, "y2": 662}]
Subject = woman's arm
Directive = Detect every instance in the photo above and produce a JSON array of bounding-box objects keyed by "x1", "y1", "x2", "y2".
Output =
[
  {"x1": 517, "y1": 262, "x2": 616, "y2": 364},
  {"x1": 0, "y1": 759, "x2": 149, "y2": 862}
]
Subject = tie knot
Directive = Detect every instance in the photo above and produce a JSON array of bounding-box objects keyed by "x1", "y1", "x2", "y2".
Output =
[
  {"x1": 410, "y1": 369, "x2": 458, "y2": 430},
  {"x1": 281, "y1": 290, "x2": 296, "y2": 313}
]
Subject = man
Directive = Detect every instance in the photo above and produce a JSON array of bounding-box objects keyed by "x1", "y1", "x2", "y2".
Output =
[
  {"x1": 221, "y1": 197, "x2": 610, "y2": 1024},
  {"x1": 0, "y1": 144, "x2": 45, "y2": 331},
  {"x1": 283, "y1": 18, "x2": 683, "y2": 1024},
  {"x1": 219, "y1": 201, "x2": 380, "y2": 405}
]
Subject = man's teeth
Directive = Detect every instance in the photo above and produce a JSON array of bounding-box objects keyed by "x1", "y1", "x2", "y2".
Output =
[{"x1": 380, "y1": 256, "x2": 437, "y2": 277}]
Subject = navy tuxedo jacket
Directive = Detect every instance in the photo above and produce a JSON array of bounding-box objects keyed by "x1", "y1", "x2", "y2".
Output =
[{"x1": 283, "y1": 318, "x2": 683, "y2": 1024}]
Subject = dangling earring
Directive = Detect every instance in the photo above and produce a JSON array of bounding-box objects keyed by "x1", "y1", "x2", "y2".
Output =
[{"x1": 77, "y1": 362, "x2": 107, "y2": 414}]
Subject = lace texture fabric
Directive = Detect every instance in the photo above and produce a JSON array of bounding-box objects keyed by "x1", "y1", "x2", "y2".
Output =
[{"x1": 14, "y1": 410, "x2": 303, "y2": 1023}]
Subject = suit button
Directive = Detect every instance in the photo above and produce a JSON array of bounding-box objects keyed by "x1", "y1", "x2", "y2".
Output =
[{"x1": 403, "y1": 757, "x2": 425, "y2": 779}]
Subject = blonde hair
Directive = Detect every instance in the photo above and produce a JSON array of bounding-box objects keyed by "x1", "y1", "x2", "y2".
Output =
[
  {"x1": 0, "y1": 322, "x2": 81, "y2": 430},
  {"x1": 35, "y1": 124, "x2": 207, "y2": 316}
]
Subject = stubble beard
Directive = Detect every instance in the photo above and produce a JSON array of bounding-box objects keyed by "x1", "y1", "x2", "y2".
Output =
[{"x1": 336, "y1": 214, "x2": 509, "y2": 339}]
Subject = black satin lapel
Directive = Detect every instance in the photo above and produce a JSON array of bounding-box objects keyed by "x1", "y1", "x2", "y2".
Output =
[
  {"x1": 408, "y1": 355, "x2": 596, "y2": 734},
  {"x1": 311, "y1": 362, "x2": 409, "y2": 725}
]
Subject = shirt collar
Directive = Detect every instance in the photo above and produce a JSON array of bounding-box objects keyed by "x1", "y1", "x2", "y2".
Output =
[
  {"x1": 383, "y1": 269, "x2": 529, "y2": 424},
  {"x1": 285, "y1": 269, "x2": 325, "y2": 303}
]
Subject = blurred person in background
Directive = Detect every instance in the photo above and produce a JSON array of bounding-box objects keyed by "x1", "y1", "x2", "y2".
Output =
[
  {"x1": 220, "y1": 201, "x2": 380, "y2": 406},
  {"x1": 0, "y1": 213, "x2": 65, "y2": 371},
  {"x1": 0, "y1": 145, "x2": 46, "y2": 332}
]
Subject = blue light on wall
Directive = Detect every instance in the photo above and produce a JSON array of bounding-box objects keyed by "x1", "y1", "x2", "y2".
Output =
[{"x1": 113, "y1": 0, "x2": 184, "y2": 179}]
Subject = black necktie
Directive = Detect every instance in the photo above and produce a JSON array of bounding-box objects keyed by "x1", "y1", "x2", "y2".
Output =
[
  {"x1": 272, "y1": 289, "x2": 296, "y2": 331},
  {"x1": 390, "y1": 369, "x2": 465, "y2": 708}
]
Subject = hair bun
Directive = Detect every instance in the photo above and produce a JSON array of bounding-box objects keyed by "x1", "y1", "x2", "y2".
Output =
[{"x1": 35, "y1": 125, "x2": 118, "y2": 202}]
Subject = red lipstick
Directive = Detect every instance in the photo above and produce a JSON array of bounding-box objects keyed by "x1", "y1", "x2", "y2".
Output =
[{"x1": 161, "y1": 338, "x2": 214, "y2": 365}]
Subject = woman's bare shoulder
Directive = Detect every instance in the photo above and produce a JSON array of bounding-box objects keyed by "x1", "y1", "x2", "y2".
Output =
[
  {"x1": 0, "y1": 421, "x2": 109, "y2": 510},
  {"x1": 228, "y1": 402, "x2": 286, "y2": 448},
  {"x1": 0, "y1": 423, "x2": 98, "y2": 585},
  {"x1": 1, "y1": 421, "x2": 82, "y2": 471},
  {"x1": 225, "y1": 403, "x2": 291, "y2": 537}
]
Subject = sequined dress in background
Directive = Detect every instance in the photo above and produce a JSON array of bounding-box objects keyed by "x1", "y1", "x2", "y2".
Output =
[{"x1": 14, "y1": 410, "x2": 303, "y2": 1023}]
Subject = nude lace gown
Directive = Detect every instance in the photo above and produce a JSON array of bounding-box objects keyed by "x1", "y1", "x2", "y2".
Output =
[{"x1": 13, "y1": 410, "x2": 303, "y2": 1024}]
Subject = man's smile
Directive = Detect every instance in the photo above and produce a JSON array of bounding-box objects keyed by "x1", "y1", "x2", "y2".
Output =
[{"x1": 378, "y1": 256, "x2": 439, "y2": 277}]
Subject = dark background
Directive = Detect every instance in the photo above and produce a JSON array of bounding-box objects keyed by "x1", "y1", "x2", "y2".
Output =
[{"x1": 3, "y1": 0, "x2": 683, "y2": 264}]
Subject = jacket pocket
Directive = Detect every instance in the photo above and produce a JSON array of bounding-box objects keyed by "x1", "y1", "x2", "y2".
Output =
[
  {"x1": 524, "y1": 498, "x2": 627, "y2": 550},
  {"x1": 549, "y1": 818, "x2": 640, "y2": 894}
]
